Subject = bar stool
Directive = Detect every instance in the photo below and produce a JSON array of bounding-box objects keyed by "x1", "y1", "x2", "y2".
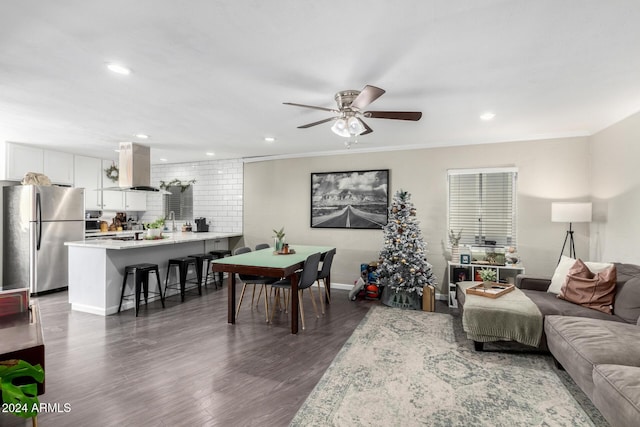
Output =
[
  {"x1": 164, "y1": 256, "x2": 199, "y2": 302},
  {"x1": 118, "y1": 263, "x2": 164, "y2": 317},
  {"x1": 209, "y1": 249, "x2": 232, "y2": 288},
  {"x1": 188, "y1": 253, "x2": 216, "y2": 287}
]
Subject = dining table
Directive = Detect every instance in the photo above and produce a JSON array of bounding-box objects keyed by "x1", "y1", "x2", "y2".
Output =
[{"x1": 211, "y1": 244, "x2": 336, "y2": 334}]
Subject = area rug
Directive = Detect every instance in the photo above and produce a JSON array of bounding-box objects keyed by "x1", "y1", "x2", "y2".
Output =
[{"x1": 291, "y1": 306, "x2": 607, "y2": 427}]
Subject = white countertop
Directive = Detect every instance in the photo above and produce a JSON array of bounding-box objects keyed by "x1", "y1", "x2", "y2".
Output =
[{"x1": 65, "y1": 231, "x2": 241, "y2": 250}]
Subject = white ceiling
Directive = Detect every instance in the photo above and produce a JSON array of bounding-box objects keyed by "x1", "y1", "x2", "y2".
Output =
[{"x1": 2, "y1": 1, "x2": 640, "y2": 164}]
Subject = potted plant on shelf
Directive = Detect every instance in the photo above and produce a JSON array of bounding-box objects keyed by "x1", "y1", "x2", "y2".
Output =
[
  {"x1": 145, "y1": 218, "x2": 165, "y2": 239},
  {"x1": 479, "y1": 268, "x2": 497, "y2": 285},
  {"x1": 273, "y1": 227, "x2": 285, "y2": 252}
]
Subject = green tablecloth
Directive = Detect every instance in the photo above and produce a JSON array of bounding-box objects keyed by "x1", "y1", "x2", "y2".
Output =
[{"x1": 211, "y1": 244, "x2": 334, "y2": 268}]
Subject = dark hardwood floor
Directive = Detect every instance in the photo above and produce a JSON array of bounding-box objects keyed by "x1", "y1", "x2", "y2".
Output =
[{"x1": 3, "y1": 284, "x2": 429, "y2": 427}]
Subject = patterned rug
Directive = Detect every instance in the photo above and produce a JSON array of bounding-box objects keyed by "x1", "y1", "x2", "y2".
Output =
[{"x1": 291, "y1": 306, "x2": 607, "y2": 427}]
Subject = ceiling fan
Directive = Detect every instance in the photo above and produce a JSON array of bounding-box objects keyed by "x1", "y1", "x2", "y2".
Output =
[{"x1": 284, "y1": 85, "x2": 422, "y2": 138}]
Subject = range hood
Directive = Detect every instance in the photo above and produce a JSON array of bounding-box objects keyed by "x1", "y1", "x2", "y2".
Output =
[{"x1": 103, "y1": 142, "x2": 170, "y2": 193}]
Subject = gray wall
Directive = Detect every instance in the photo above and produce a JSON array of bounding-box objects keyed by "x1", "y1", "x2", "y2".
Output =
[
  {"x1": 243, "y1": 136, "x2": 592, "y2": 296},
  {"x1": 590, "y1": 110, "x2": 640, "y2": 263}
]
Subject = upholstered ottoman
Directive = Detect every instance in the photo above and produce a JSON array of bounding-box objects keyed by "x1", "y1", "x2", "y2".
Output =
[{"x1": 592, "y1": 364, "x2": 640, "y2": 427}]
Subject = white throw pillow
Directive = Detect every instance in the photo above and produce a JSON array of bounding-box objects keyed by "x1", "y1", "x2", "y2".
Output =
[{"x1": 547, "y1": 256, "x2": 613, "y2": 294}]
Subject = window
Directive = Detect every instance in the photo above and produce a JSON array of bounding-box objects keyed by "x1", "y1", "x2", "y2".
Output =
[
  {"x1": 164, "y1": 186, "x2": 193, "y2": 221},
  {"x1": 447, "y1": 167, "x2": 517, "y2": 247}
]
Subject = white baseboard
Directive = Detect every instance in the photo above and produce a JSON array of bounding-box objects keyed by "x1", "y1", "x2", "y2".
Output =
[{"x1": 328, "y1": 282, "x2": 352, "y2": 291}]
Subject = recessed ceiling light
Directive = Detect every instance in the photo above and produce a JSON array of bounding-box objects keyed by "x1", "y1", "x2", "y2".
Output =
[
  {"x1": 107, "y1": 63, "x2": 131, "y2": 75},
  {"x1": 159, "y1": 158, "x2": 168, "y2": 162},
  {"x1": 264, "y1": 137, "x2": 276, "y2": 142},
  {"x1": 206, "y1": 152, "x2": 215, "y2": 156},
  {"x1": 135, "y1": 134, "x2": 149, "y2": 139},
  {"x1": 480, "y1": 112, "x2": 496, "y2": 121}
]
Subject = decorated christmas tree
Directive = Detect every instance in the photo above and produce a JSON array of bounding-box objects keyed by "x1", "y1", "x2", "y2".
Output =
[{"x1": 377, "y1": 189, "x2": 436, "y2": 306}]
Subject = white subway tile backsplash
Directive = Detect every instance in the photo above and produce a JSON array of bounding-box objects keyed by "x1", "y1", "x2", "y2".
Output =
[{"x1": 141, "y1": 159, "x2": 243, "y2": 233}]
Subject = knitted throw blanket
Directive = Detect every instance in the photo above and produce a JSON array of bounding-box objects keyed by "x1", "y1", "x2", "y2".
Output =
[{"x1": 460, "y1": 282, "x2": 543, "y2": 347}]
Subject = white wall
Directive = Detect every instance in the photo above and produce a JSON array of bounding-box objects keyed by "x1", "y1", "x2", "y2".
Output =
[
  {"x1": 243, "y1": 136, "x2": 591, "y2": 295},
  {"x1": 142, "y1": 159, "x2": 243, "y2": 233},
  {"x1": 589, "y1": 110, "x2": 640, "y2": 263}
]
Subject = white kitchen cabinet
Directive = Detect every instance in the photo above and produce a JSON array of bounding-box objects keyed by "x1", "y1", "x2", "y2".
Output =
[
  {"x1": 44, "y1": 150, "x2": 74, "y2": 185},
  {"x1": 1, "y1": 142, "x2": 74, "y2": 185},
  {"x1": 3, "y1": 142, "x2": 44, "y2": 181},
  {"x1": 102, "y1": 190, "x2": 124, "y2": 211},
  {"x1": 74, "y1": 155, "x2": 102, "y2": 210},
  {"x1": 124, "y1": 192, "x2": 147, "y2": 211},
  {"x1": 101, "y1": 160, "x2": 124, "y2": 211}
]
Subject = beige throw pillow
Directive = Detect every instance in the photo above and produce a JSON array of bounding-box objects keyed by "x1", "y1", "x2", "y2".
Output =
[
  {"x1": 558, "y1": 259, "x2": 616, "y2": 314},
  {"x1": 547, "y1": 256, "x2": 613, "y2": 294}
]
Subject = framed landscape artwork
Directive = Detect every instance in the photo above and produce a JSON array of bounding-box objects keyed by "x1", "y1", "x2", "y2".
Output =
[{"x1": 311, "y1": 169, "x2": 389, "y2": 229}]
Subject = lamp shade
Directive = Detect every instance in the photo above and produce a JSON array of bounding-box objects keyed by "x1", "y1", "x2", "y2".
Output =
[
  {"x1": 331, "y1": 118, "x2": 350, "y2": 138},
  {"x1": 551, "y1": 202, "x2": 592, "y2": 223},
  {"x1": 347, "y1": 117, "x2": 365, "y2": 135}
]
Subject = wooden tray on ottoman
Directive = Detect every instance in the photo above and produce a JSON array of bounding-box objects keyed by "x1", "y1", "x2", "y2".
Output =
[{"x1": 466, "y1": 282, "x2": 515, "y2": 298}]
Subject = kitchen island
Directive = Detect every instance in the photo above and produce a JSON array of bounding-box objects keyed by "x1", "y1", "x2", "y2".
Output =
[{"x1": 65, "y1": 231, "x2": 241, "y2": 315}]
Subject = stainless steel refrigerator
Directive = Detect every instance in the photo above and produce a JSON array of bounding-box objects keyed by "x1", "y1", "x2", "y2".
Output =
[{"x1": 3, "y1": 185, "x2": 84, "y2": 294}]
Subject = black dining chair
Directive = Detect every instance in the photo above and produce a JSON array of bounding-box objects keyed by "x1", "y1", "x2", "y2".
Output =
[
  {"x1": 270, "y1": 252, "x2": 321, "y2": 330},
  {"x1": 252, "y1": 243, "x2": 271, "y2": 304},
  {"x1": 234, "y1": 247, "x2": 277, "y2": 322},
  {"x1": 316, "y1": 248, "x2": 336, "y2": 315}
]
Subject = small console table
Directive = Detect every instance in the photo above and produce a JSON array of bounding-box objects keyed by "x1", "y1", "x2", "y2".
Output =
[
  {"x1": 0, "y1": 303, "x2": 45, "y2": 395},
  {"x1": 447, "y1": 261, "x2": 525, "y2": 308}
]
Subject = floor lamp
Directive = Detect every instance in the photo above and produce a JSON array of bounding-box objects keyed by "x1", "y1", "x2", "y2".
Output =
[{"x1": 551, "y1": 202, "x2": 592, "y2": 264}]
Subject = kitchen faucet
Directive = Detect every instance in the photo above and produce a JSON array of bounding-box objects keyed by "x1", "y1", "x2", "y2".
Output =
[{"x1": 168, "y1": 211, "x2": 176, "y2": 231}]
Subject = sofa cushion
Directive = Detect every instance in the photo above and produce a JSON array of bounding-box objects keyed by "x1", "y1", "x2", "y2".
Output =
[
  {"x1": 522, "y1": 290, "x2": 626, "y2": 322},
  {"x1": 544, "y1": 316, "x2": 640, "y2": 399},
  {"x1": 613, "y1": 277, "x2": 640, "y2": 324},
  {"x1": 548, "y1": 256, "x2": 612, "y2": 294},
  {"x1": 558, "y1": 261, "x2": 616, "y2": 314},
  {"x1": 592, "y1": 364, "x2": 640, "y2": 427}
]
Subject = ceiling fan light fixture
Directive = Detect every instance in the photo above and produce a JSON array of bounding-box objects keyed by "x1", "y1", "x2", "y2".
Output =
[
  {"x1": 347, "y1": 117, "x2": 365, "y2": 135},
  {"x1": 331, "y1": 118, "x2": 351, "y2": 137}
]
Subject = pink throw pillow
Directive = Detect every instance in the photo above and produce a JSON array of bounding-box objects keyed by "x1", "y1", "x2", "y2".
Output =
[{"x1": 558, "y1": 259, "x2": 616, "y2": 314}]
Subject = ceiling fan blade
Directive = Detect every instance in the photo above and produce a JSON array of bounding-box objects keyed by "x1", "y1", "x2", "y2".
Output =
[
  {"x1": 360, "y1": 120, "x2": 373, "y2": 135},
  {"x1": 363, "y1": 111, "x2": 422, "y2": 121},
  {"x1": 297, "y1": 117, "x2": 338, "y2": 128},
  {"x1": 283, "y1": 102, "x2": 338, "y2": 113},
  {"x1": 350, "y1": 85, "x2": 386, "y2": 110}
]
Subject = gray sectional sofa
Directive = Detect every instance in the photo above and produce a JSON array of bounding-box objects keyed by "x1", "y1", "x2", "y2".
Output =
[{"x1": 517, "y1": 263, "x2": 640, "y2": 427}]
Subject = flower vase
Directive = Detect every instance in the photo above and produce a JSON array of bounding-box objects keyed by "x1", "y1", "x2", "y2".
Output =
[
  {"x1": 145, "y1": 228, "x2": 162, "y2": 239},
  {"x1": 451, "y1": 245, "x2": 460, "y2": 263},
  {"x1": 275, "y1": 238, "x2": 284, "y2": 252}
]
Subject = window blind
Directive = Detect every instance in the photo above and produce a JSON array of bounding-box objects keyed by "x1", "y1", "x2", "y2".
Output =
[
  {"x1": 448, "y1": 168, "x2": 517, "y2": 247},
  {"x1": 164, "y1": 186, "x2": 193, "y2": 221}
]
